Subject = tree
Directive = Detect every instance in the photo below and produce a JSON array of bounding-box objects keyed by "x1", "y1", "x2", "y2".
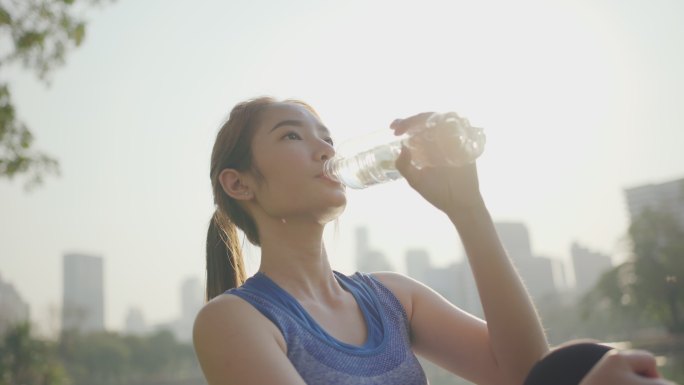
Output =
[
  {"x1": 59, "y1": 331, "x2": 130, "y2": 385},
  {"x1": 583, "y1": 207, "x2": 684, "y2": 334},
  {"x1": 0, "y1": 0, "x2": 113, "y2": 190},
  {"x1": 58, "y1": 329, "x2": 205, "y2": 385},
  {"x1": 0, "y1": 322, "x2": 70, "y2": 385}
]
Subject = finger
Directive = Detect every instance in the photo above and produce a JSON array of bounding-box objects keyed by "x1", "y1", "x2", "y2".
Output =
[
  {"x1": 390, "y1": 112, "x2": 435, "y2": 136},
  {"x1": 622, "y1": 350, "x2": 661, "y2": 379},
  {"x1": 644, "y1": 379, "x2": 678, "y2": 385},
  {"x1": 394, "y1": 145, "x2": 419, "y2": 185}
]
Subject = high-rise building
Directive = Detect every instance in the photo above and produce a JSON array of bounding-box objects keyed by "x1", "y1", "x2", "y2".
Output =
[
  {"x1": 570, "y1": 242, "x2": 613, "y2": 294},
  {"x1": 520, "y1": 256, "x2": 556, "y2": 299},
  {"x1": 550, "y1": 258, "x2": 570, "y2": 291},
  {"x1": 405, "y1": 249, "x2": 431, "y2": 282},
  {"x1": 404, "y1": 250, "x2": 483, "y2": 318},
  {"x1": 355, "y1": 227, "x2": 393, "y2": 272},
  {"x1": 154, "y1": 276, "x2": 204, "y2": 342},
  {"x1": 494, "y1": 222, "x2": 558, "y2": 300},
  {"x1": 494, "y1": 222, "x2": 534, "y2": 263},
  {"x1": 624, "y1": 177, "x2": 684, "y2": 228},
  {"x1": 62, "y1": 253, "x2": 104, "y2": 333},
  {"x1": 0, "y1": 273, "x2": 30, "y2": 335},
  {"x1": 178, "y1": 277, "x2": 203, "y2": 342},
  {"x1": 125, "y1": 307, "x2": 147, "y2": 335},
  {"x1": 355, "y1": 226, "x2": 370, "y2": 256}
]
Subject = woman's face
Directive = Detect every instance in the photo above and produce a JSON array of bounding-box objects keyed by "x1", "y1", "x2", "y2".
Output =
[{"x1": 246, "y1": 102, "x2": 346, "y2": 223}]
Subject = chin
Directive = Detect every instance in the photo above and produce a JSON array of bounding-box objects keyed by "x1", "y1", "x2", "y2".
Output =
[{"x1": 318, "y1": 199, "x2": 347, "y2": 223}]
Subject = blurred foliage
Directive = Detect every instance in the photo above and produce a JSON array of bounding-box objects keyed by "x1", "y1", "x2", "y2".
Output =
[
  {"x1": 0, "y1": 322, "x2": 70, "y2": 385},
  {"x1": 536, "y1": 291, "x2": 658, "y2": 345},
  {"x1": 0, "y1": 0, "x2": 114, "y2": 190},
  {"x1": 59, "y1": 329, "x2": 204, "y2": 385},
  {"x1": 0, "y1": 322, "x2": 206, "y2": 385},
  {"x1": 583, "y1": 208, "x2": 684, "y2": 334},
  {"x1": 0, "y1": 84, "x2": 59, "y2": 190},
  {"x1": 530, "y1": 201, "x2": 684, "y2": 383}
]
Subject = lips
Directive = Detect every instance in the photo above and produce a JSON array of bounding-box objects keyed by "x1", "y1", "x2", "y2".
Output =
[{"x1": 316, "y1": 172, "x2": 342, "y2": 185}]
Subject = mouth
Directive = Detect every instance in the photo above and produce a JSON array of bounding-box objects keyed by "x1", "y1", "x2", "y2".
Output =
[{"x1": 316, "y1": 172, "x2": 342, "y2": 185}]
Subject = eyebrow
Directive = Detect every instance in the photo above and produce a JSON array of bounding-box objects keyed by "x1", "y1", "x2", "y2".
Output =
[{"x1": 270, "y1": 119, "x2": 331, "y2": 136}]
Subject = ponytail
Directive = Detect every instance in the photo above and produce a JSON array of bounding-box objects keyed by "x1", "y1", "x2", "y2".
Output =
[
  {"x1": 205, "y1": 96, "x2": 320, "y2": 301},
  {"x1": 205, "y1": 210, "x2": 246, "y2": 301}
]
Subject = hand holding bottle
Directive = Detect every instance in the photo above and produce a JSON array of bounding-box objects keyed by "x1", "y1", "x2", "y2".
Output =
[
  {"x1": 324, "y1": 111, "x2": 485, "y2": 190},
  {"x1": 392, "y1": 112, "x2": 485, "y2": 218},
  {"x1": 396, "y1": 111, "x2": 485, "y2": 170}
]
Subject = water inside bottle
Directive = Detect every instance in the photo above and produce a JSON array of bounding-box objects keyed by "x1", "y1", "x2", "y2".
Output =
[
  {"x1": 324, "y1": 112, "x2": 486, "y2": 189},
  {"x1": 326, "y1": 141, "x2": 403, "y2": 189}
]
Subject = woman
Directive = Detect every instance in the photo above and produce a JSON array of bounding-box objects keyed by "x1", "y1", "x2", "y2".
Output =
[{"x1": 193, "y1": 96, "x2": 549, "y2": 385}]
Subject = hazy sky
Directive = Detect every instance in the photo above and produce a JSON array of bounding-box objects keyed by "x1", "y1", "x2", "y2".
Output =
[{"x1": 1, "y1": 0, "x2": 683, "y2": 334}]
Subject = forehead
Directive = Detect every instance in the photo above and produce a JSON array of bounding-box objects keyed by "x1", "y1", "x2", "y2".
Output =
[{"x1": 257, "y1": 103, "x2": 321, "y2": 130}]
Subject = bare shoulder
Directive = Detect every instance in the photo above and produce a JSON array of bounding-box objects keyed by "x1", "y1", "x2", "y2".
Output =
[
  {"x1": 194, "y1": 294, "x2": 255, "y2": 329},
  {"x1": 193, "y1": 293, "x2": 300, "y2": 385},
  {"x1": 193, "y1": 293, "x2": 281, "y2": 347},
  {"x1": 371, "y1": 271, "x2": 449, "y2": 300},
  {"x1": 370, "y1": 271, "x2": 422, "y2": 294},
  {"x1": 369, "y1": 271, "x2": 425, "y2": 320}
]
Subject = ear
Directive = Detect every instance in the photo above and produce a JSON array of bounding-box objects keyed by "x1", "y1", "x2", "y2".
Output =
[{"x1": 218, "y1": 168, "x2": 253, "y2": 200}]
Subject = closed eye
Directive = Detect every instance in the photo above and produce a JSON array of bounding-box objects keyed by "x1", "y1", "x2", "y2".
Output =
[{"x1": 324, "y1": 137, "x2": 334, "y2": 146}]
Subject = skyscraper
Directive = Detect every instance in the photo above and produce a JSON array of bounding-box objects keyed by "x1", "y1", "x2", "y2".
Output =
[
  {"x1": 405, "y1": 249, "x2": 431, "y2": 283},
  {"x1": 154, "y1": 276, "x2": 204, "y2": 342},
  {"x1": 570, "y1": 242, "x2": 613, "y2": 294},
  {"x1": 493, "y1": 222, "x2": 534, "y2": 263},
  {"x1": 0, "y1": 273, "x2": 30, "y2": 335},
  {"x1": 125, "y1": 306, "x2": 147, "y2": 335},
  {"x1": 404, "y1": 249, "x2": 483, "y2": 318},
  {"x1": 178, "y1": 277, "x2": 203, "y2": 342},
  {"x1": 355, "y1": 227, "x2": 393, "y2": 272},
  {"x1": 624, "y1": 176, "x2": 684, "y2": 228},
  {"x1": 62, "y1": 253, "x2": 104, "y2": 333},
  {"x1": 494, "y1": 222, "x2": 557, "y2": 300}
]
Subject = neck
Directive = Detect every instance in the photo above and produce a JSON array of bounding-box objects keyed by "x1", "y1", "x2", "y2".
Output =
[{"x1": 256, "y1": 215, "x2": 342, "y2": 301}]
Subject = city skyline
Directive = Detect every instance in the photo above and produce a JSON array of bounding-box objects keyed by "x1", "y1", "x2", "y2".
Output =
[
  {"x1": 1, "y1": 175, "x2": 681, "y2": 335},
  {"x1": 0, "y1": 214, "x2": 620, "y2": 336},
  {"x1": 1, "y1": 0, "x2": 684, "y2": 333}
]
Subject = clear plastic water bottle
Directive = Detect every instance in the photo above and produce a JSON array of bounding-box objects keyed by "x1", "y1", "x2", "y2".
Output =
[{"x1": 323, "y1": 112, "x2": 486, "y2": 189}]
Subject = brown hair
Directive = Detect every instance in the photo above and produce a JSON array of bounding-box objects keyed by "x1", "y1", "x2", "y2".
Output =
[{"x1": 206, "y1": 96, "x2": 320, "y2": 301}]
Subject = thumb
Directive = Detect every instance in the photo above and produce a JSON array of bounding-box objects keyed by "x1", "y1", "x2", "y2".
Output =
[{"x1": 622, "y1": 350, "x2": 660, "y2": 378}]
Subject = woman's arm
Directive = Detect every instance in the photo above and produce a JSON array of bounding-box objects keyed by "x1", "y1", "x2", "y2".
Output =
[
  {"x1": 193, "y1": 295, "x2": 306, "y2": 385},
  {"x1": 450, "y1": 204, "x2": 549, "y2": 384},
  {"x1": 375, "y1": 271, "x2": 508, "y2": 385},
  {"x1": 391, "y1": 113, "x2": 549, "y2": 385}
]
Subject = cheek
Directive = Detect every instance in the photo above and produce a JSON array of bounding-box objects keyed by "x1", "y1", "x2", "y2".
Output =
[
  {"x1": 256, "y1": 150, "x2": 309, "y2": 183},
  {"x1": 253, "y1": 153, "x2": 311, "y2": 201}
]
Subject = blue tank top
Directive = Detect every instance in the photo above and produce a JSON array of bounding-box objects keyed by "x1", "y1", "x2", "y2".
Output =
[{"x1": 227, "y1": 271, "x2": 427, "y2": 385}]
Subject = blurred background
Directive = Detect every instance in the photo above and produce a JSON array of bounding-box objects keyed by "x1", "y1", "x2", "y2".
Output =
[{"x1": 1, "y1": 0, "x2": 682, "y2": 384}]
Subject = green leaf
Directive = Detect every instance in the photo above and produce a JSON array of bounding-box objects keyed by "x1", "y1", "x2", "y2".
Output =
[
  {"x1": 0, "y1": 7, "x2": 12, "y2": 25},
  {"x1": 0, "y1": 0, "x2": 117, "y2": 190},
  {"x1": 19, "y1": 127, "x2": 33, "y2": 149},
  {"x1": 71, "y1": 22, "x2": 86, "y2": 45},
  {"x1": 16, "y1": 31, "x2": 47, "y2": 51}
]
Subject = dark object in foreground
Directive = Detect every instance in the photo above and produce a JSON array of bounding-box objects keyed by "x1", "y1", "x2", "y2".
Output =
[{"x1": 523, "y1": 342, "x2": 613, "y2": 385}]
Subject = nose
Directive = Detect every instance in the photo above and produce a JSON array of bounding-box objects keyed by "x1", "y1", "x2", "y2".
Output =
[{"x1": 316, "y1": 138, "x2": 335, "y2": 162}]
